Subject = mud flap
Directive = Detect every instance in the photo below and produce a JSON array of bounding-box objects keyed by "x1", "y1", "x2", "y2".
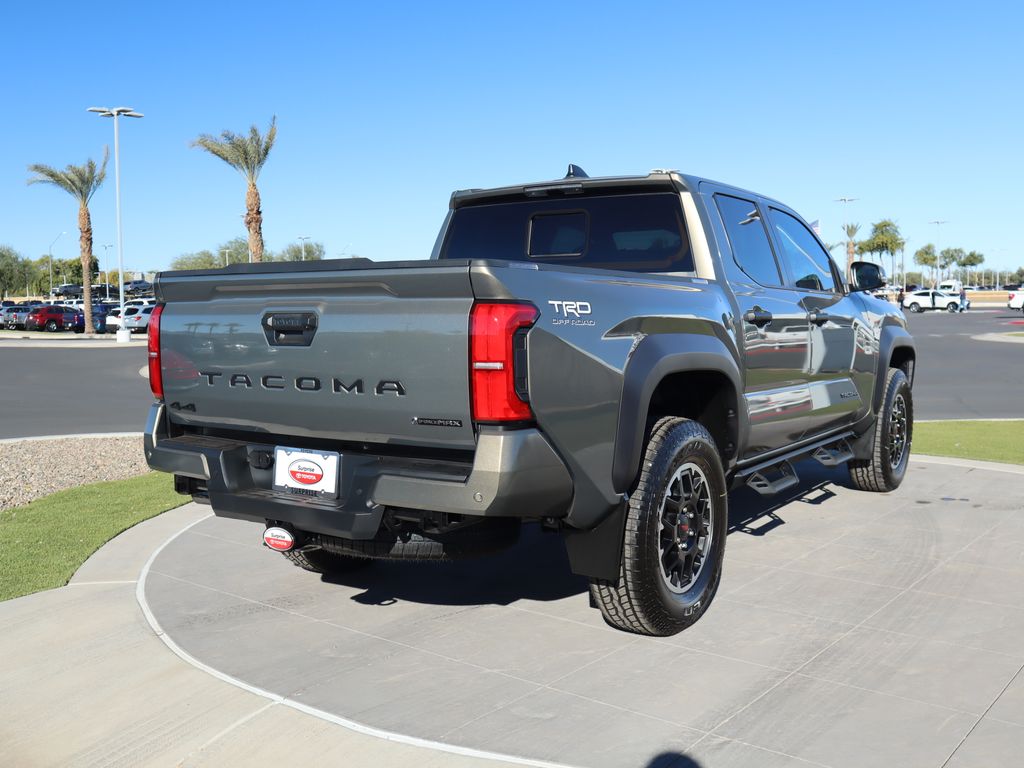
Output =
[{"x1": 562, "y1": 501, "x2": 627, "y2": 582}]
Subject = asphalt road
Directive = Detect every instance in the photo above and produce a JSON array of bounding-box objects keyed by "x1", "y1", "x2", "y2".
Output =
[
  {"x1": 0, "y1": 346, "x2": 153, "y2": 438},
  {"x1": 0, "y1": 307, "x2": 1020, "y2": 439},
  {"x1": 903, "y1": 307, "x2": 1024, "y2": 419}
]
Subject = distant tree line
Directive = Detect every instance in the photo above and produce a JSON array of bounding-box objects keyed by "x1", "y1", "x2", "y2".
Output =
[
  {"x1": 0, "y1": 245, "x2": 102, "y2": 299},
  {"x1": 169, "y1": 237, "x2": 326, "y2": 271},
  {"x1": 837, "y1": 219, "x2": 1005, "y2": 288}
]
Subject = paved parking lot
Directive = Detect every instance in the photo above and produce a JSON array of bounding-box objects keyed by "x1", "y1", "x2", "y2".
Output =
[
  {"x1": 0, "y1": 305, "x2": 1021, "y2": 441},
  {"x1": 139, "y1": 457, "x2": 1024, "y2": 768},
  {"x1": 0, "y1": 345, "x2": 151, "y2": 438},
  {"x1": 903, "y1": 308, "x2": 1024, "y2": 418}
]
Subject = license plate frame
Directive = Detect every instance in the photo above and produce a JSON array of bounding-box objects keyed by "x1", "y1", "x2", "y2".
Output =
[{"x1": 272, "y1": 447, "x2": 341, "y2": 499}]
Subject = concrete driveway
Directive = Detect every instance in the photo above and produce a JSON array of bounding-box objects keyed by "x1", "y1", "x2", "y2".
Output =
[{"x1": 5, "y1": 455, "x2": 1019, "y2": 767}]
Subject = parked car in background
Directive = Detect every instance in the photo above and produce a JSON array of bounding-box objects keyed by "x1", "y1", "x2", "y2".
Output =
[
  {"x1": 1, "y1": 300, "x2": 14, "y2": 308},
  {"x1": 1, "y1": 305, "x2": 29, "y2": 327},
  {"x1": 124, "y1": 298, "x2": 156, "y2": 309},
  {"x1": 25, "y1": 305, "x2": 81, "y2": 331},
  {"x1": 123, "y1": 280, "x2": 153, "y2": 296},
  {"x1": 937, "y1": 280, "x2": 963, "y2": 295},
  {"x1": 122, "y1": 305, "x2": 154, "y2": 333},
  {"x1": 106, "y1": 306, "x2": 145, "y2": 330},
  {"x1": 902, "y1": 289, "x2": 964, "y2": 313},
  {"x1": 54, "y1": 284, "x2": 83, "y2": 299},
  {"x1": 1008, "y1": 291, "x2": 1024, "y2": 311},
  {"x1": 5, "y1": 306, "x2": 33, "y2": 329}
]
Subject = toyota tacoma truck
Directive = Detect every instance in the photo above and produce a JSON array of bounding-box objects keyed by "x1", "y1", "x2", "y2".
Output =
[{"x1": 144, "y1": 166, "x2": 915, "y2": 636}]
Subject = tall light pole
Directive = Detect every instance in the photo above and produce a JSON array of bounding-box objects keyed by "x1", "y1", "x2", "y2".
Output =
[
  {"x1": 220, "y1": 248, "x2": 231, "y2": 267},
  {"x1": 297, "y1": 235, "x2": 311, "y2": 261},
  {"x1": 48, "y1": 231, "x2": 66, "y2": 297},
  {"x1": 929, "y1": 220, "x2": 947, "y2": 286},
  {"x1": 100, "y1": 244, "x2": 114, "y2": 299},
  {"x1": 88, "y1": 106, "x2": 143, "y2": 342}
]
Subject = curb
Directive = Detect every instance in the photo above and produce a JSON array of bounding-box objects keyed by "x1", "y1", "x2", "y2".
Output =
[
  {"x1": 911, "y1": 454, "x2": 1024, "y2": 475},
  {"x1": 970, "y1": 333, "x2": 1024, "y2": 345},
  {"x1": 0, "y1": 432, "x2": 143, "y2": 445}
]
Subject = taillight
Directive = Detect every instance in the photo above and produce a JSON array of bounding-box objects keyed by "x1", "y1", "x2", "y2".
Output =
[
  {"x1": 470, "y1": 302, "x2": 538, "y2": 423},
  {"x1": 148, "y1": 303, "x2": 165, "y2": 400}
]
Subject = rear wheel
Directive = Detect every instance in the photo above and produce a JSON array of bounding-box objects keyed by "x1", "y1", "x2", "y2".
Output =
[
  {"x1": 45, "y1": 320, "x2": 58, "y2": 331},
  {"x1": 849, "y1": 367, "x2": 913, "y2": 492},
  {"x1": 590, "y1": 417, "x2": 727, "y2": 636}
]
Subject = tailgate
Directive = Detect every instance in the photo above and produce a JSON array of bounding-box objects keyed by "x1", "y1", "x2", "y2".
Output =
[{"x1": 157, "y1": 261, "x2": 476, "y2": 449}]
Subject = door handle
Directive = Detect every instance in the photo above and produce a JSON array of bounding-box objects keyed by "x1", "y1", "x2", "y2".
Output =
[
  {"x1": 808, "y1": 312, "x2": 834, "y2": 326},
  {"x1": 743, "y1": 308, "x2": 773, "y2": 328}
]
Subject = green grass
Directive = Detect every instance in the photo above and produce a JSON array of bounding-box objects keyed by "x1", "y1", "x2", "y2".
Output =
[
  {"x1": 0, "y1": 473, "x2": 185, "y2": 602},
  {"x1": 914, "y1": 420, "x2": 1024, "y2": 466}
]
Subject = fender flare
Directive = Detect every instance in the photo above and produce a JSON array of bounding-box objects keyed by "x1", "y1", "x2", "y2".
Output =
[
  {"x1": 611, "y1": 333, "x2": 745, "y2": 493},
  {"x1": 873, "y1": 325, "x2": 915, "y2": 414}
]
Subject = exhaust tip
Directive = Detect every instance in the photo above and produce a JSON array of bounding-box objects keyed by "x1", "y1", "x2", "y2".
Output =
[{"x1": 263, "y1": 526, "x2": 295, "y2": 552}]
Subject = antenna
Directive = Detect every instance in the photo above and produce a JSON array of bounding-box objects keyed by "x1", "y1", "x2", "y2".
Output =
[{"x1": 565, "y1": 164, "x2": 589, "y2": 179}]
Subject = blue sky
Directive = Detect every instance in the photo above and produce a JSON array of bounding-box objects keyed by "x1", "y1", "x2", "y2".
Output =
[{"x1": 2, "y1": 1, "x2": 1022, "y2": 275}]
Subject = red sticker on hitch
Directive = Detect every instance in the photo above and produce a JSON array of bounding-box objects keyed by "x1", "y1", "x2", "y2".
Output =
[{"x1": 263, "y1": 527, "x2": 294, "y2": 551}]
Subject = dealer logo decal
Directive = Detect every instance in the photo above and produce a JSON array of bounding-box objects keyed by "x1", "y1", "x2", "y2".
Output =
[{"x1": 288, "y1": 459, "x2": 323, "y2": 485}]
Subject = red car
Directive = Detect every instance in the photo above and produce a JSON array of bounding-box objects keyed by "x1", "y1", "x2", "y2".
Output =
[{"x1": 25, "y1": 305, "x2": 81, "y2": 332}]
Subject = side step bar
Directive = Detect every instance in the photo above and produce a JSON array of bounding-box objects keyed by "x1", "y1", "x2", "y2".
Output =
[
  {"x1": 746, "y1": 460, "x2": 799, "y2": 496},
  {"x1": 812, "y1": 439, "x2": 855, "y2": 467},
  {"x1": 736, "y1": 431, "x2": 857, "y2": 497}
]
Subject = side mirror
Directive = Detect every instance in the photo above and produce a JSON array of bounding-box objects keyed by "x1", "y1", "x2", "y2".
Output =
[{"x1": 849, "y1": 261, "x2": 887, "y2": 293}]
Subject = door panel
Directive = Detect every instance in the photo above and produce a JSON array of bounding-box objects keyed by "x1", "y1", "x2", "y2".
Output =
[
  {"x1": 802, "y1": 293, "x2": 863, "y2": 436},
  {"x1": 739, "y1": 293, "x2": 812, "y2": 456}
]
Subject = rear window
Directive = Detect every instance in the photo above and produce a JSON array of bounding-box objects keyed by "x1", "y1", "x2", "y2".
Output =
[{"x1": 441, "y1": 192, "x2": 693, "y2": 273}]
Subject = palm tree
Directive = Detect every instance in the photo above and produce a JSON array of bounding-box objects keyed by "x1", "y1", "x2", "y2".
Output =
[
  {"x1": 192, "y1": 117, "x2": 277, "y2": 262},
  {"x1": 842, "y1": 223, "x2": 860, "y2": 278},
  {"x1": 27, "y1": 149, "x2": 108, "y2": 334}
]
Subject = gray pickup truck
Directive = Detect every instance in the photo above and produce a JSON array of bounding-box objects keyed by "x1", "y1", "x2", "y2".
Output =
[{"x1": 144, "y1": 166, "x2": 915, "y2": 636}]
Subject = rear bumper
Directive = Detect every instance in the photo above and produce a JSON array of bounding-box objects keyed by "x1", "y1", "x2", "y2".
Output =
[{"x1": 143, "y1": 404, "x2": 573, "y2": 539}]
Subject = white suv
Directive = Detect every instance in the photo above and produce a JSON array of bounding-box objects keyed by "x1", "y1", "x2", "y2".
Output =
[{"x1": 1009, "y1": 291, "x2": 1024, "y2": 311}]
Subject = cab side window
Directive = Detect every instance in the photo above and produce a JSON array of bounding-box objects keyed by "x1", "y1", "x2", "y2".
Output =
[
  {"x1": 768, "y1": 208, "x2": 839, "y2": 293},
  {"x1": 716, "y1": 195, "x2": 783, "y2": 287}
]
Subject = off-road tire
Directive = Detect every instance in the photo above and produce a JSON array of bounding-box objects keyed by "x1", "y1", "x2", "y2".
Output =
[
  {"x1": 849, "y1": 367, "x2": 913, "y2": 492},
  {"x1": 589, "y1": 417, "x2": 727, "y2": 636},
  {"x1": 283, "y1": 547, "x2": 372, "y2": 574},
  {"x1": 316, "y1": 517, "x2": 521, "y2": 561}
]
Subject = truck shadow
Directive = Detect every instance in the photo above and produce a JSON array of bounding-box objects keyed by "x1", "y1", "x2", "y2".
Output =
[
  {"x1": 727, "y1": 459, "x2": 850, "y2": 537},
  {"x1": 322, "y1": 459, "x2": 850, "y2": 610}
]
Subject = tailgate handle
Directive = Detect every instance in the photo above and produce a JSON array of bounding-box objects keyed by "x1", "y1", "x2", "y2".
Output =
[{"x1": 263, "y1": 313, "x2": 318, "y2": 347}]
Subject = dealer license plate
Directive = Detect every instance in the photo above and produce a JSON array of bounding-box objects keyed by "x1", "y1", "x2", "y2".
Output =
[{"x1": 272, "y1": 447, "x2": 340, "y2": 499}]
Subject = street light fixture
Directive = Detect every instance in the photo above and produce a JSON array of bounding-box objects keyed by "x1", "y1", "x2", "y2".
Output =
[
  {"x1": 88, "y1": 106, "x2": 143, "y2": 342},
  {"x1": 297, "y1": 235, "x2": 311, "y2": 261},
  {"x1": 48, "y1": 231, "x2": 66, "y2": 298}
]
